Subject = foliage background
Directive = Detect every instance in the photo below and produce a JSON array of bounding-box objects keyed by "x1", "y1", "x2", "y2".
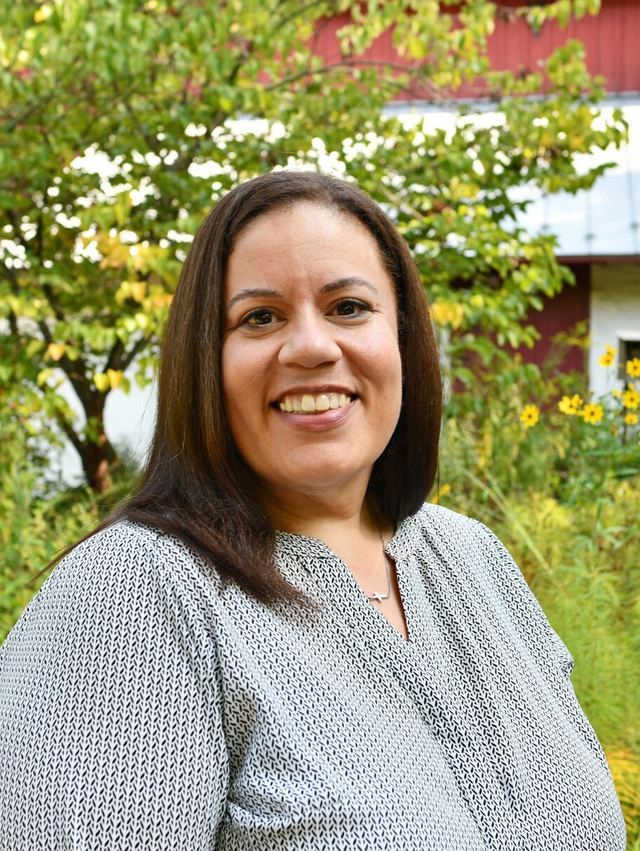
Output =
[{"x1": 0, "y1": 0, "x2": 638, "y2": 845}]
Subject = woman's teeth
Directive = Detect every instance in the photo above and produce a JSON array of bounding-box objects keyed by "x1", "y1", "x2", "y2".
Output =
[{"x1": 278, "y1": 393, "x2": 352, "y2": 413}]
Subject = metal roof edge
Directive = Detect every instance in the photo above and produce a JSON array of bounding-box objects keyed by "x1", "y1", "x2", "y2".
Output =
[{"x1": 557, "y1": 255, "x2": 640, "y2": 264}]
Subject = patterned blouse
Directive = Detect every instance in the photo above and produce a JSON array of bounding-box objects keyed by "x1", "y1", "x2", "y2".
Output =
[{"x1": 0, "y1": 504, "x2": 625, "y2": 850}]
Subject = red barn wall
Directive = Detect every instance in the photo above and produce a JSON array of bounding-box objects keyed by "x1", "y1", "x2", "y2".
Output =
[
  {"x1": 313, "y1": 1, "x2": 640, "y2": 96},
  {"x1": 520, "y1": 263, "x2": 591, "y2": 373},
  {"x1": 471, "y1": 0, "x2": 640, "y2": 96}
]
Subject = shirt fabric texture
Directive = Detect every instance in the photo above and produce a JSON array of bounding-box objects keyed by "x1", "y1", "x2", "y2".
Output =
[{"x1": 0, "y1": 503, "x2": 626, "y2": 850}]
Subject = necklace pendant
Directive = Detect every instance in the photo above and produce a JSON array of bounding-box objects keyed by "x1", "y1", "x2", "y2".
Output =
[{"x1": 366, "y1": 524, "x2": 392, "y2": 604}]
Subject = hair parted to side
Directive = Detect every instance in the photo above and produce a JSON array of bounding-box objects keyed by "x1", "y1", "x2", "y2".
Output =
[{"x1": 111, "y1": 170, "x2": 443, "y2": 603}]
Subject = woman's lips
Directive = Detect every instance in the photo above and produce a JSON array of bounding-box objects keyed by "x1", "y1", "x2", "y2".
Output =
[{"x1": 275, "y1": 393, "x2": 355, "y2": 414}]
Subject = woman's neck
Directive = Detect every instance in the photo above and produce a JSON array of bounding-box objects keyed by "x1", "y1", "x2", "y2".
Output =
[{"x1": 263, "y1": 486, "x2": 394, "y2": 561}]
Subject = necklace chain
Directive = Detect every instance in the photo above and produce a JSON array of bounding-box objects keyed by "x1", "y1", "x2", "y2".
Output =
[{"x1": 366, "y1": 525, "x2": 391, "y2": 603}]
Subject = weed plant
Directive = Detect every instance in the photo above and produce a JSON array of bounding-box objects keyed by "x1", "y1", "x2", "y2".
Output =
[{"x1": 438, "y1": 350, "x2": 640, "y2": 847}]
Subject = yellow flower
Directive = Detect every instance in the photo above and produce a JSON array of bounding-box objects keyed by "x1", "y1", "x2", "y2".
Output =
[
  {"x1": 626, "y1": 358, "x2": 640, "y2": 378},
  {"x1": 622, "y1": 385, "x2": 640, "y2": 410},
  {"x1": 598, "y1": 344, "x2": 617, "y2": 368},
  {"x1": 624, "y1": 412, "x2": 639, "y2": 425},
  {"x1": 580, "y1": 403, "x2": 604, "y2": 425},
  {"x1": 612, "y1": 389, "x2": 622, "y2": 398},
  {"x1": 558, "y1": 394, "x2": 583, "y2": 415},
  {"x1": 520, "y1": 404, "x2": 540, "y2": 428}
]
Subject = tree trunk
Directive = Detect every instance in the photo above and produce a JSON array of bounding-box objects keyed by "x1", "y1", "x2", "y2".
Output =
[
  {"x1": 58, "y1": 384, "x2": 120, "y2": 492},
  {"x1": 79, "y1": 428, "x2": 119, "y2": 492}
]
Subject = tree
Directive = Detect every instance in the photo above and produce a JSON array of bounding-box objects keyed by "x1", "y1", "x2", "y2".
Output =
[{"x1": 0, "y1": 0, "x2": 625, "y2": 489}]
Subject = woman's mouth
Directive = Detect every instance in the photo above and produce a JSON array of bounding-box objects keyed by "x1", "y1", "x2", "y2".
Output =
[{"x1": 275, "y1": 393, "x2": 355, "y2": 414}]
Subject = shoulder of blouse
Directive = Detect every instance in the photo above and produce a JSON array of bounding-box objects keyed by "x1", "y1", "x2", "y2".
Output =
[
  {"x1": 53, "y1": 517, "x2": 224, "y2": 590},
  {"x1": 402, "y1": 502, "x2": 575, "y2": 679},
  {"x1": 1, "y1": 518, "x2": 227, "y2": 664}
]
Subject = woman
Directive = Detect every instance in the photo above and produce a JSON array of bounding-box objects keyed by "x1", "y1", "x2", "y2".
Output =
[{"x1": 0, "y1": 171, "x2": 625, "y2": 849}]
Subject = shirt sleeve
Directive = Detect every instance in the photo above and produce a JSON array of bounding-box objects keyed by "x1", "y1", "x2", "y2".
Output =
[{"x1": 0, "y1": 522, "x2": 229, "y2": 851}]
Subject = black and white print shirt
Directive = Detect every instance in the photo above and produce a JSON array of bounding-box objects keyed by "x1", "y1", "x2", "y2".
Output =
[{"x1": 0, "y1": 504, "x2": 626, "y2": 850}]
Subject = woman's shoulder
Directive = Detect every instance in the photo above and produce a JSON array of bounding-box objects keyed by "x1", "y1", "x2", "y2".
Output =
[
  {"x1": 3, "y1": 520, "x2": 223, "y2": 650},
  {"x1": 396, "y1": 502, "x2": 574, "y2": 678},
  {"x1": 396, "y1": 501, "x2": 493, "y2": 548},
  {"x1": 55, "y1": 518, "x2": 217, "y2": 584},
  {"x1": 393, "y1": 502, "x2": 536, "y2": 619},
  {"x1": 65, "y1": 518, "x2": 162, "y2": 565}
]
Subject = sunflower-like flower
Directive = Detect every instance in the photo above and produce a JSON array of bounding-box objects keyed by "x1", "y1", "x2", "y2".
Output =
[
  {"x1": 580, "y1": 403, "x2": 604, "y2": 425},
  {"x1": 624, "y1": 412, "x2": 639, "y2": 426},
  {"x1": 520, "y1": 404, "x2": 540, "y2": 428},
  {"x1": 622, "y1": 385, "x2": 640, "y2": 410},
  {"x1": 598, "y1": 344, "x2": 617, "y2": 368},
  {"x1": 558, "y1": 394, "x2": 583, "y2": 415},
  {"x1": 626, "y1": 358, "x2": 640, "y2": 378}
]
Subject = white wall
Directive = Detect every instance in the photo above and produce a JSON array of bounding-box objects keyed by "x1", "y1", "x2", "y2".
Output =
[{"x1": 589, "y1": 263, "x2": 640, "y2": 398}]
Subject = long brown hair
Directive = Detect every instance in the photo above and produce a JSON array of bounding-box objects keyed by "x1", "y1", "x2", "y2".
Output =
[{"x1": 111, "y1": 171, "x2": 443, "y2": 602}]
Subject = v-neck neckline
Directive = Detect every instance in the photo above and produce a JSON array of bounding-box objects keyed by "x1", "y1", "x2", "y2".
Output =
[{"x1": 274, "y1": 529, "x2": 420, "y2": 646}]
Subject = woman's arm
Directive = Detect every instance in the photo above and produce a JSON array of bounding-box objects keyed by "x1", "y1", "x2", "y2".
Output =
[{"x1": 0, "y1": 522, "x2": 229, "y2": 851}]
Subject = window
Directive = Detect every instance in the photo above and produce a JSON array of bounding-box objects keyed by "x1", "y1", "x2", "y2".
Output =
[{"x1": 617, "y1": 331, "x2": 640, "y2": 379}]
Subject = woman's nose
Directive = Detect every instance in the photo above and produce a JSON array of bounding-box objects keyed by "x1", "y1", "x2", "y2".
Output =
[{"x1": 278, "y1": 313, "x2": 342, "y2": 369}]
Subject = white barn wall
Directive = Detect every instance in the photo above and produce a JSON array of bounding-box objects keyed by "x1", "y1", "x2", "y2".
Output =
[{"x1": 589, "y1": 263, "x2": 640, "y2": 398}]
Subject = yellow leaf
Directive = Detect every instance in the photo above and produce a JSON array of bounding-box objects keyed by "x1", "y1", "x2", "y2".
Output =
[
  {"x1": 98, "y1": 241, "x2": 130, "y2": 269},
  {"x1": 106, "y1": 369, "x2": 123, "y2": 389},
  {"x1": 93, "y1": 372, "x2": 111, "y2": 392},
  {"x1": 135, "y1": 312, "x2": 150, "y2": 331},
  {"x1": 130, "y1": 282, "x2": 146, "y2": 302},
  {"x1": 37, "y1": 368, "x2": 53, "y2": 387},
  {"x1": 115, "y1": 281, "x2": 132, "y2": 306},
  {"x1": 430, "y1": 301, "x2": 464, "y2": 329},
  {"x1": 152, "y1": 293, "x2": 173, "y2": 309},
  {"x1": 47, "y1": 343, "x2": 65, "y2": 362}
]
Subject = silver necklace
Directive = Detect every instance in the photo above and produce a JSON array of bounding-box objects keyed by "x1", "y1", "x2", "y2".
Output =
[{"x1": 366, "y1": 526, "x2": 391, "y2": 603}]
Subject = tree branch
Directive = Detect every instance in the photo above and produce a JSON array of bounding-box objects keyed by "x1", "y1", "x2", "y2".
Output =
[
  {"x1": 264, "y1": 56, "x2": 447, "y2": 101},
  {"x1": 104, "y1": 337, "x2": 126, "y2": 373},
  {"x1": 42, "y1": 284, "x2": 65, "y2": 323},
  {"x1": 7, "y1": 307, "x2": 18, "y2": 338},
  {"x1": 272, "y1": 0, "x2": 330, "y2": 35},
  {"x1": 56, "y1": 411, "x2": 85, "y2": 458}
]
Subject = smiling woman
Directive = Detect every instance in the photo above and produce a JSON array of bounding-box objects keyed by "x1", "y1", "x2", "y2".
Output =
[
  {"x1": 222, "y1": 203, "x2": 403, "y2": 536},
  {"x1": 0, "y1": 172, "x2": 626, "y2": 850}
]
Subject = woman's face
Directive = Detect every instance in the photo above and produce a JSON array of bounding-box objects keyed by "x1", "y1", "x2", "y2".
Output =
[{"x1": 222, "y1": 202, "x2": 403, "y2": 508}]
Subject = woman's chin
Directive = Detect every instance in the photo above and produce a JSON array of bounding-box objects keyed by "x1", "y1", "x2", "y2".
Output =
[{"x1": 256, "y1": 461, "x2": 374, "y2": 505}]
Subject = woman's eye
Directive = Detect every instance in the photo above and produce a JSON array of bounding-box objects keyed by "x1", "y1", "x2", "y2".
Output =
[
  {"x1": 334, "y1": 298, "x2": 370, "y2": 317},
  {"x1": 242, "y1": 308, "x2": 275, "y2": 327}
]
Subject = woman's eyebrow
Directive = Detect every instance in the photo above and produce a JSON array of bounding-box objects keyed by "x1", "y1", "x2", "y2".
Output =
[
  {"x1": 321, "y1": 276, "x2": 379, "y2": 295},
  {"x1": 226, "y1": 287, "x2": 283, "y2": 310},
  {"x1": 226, "y1": 277, "x2": 379, "y2": 311}
]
